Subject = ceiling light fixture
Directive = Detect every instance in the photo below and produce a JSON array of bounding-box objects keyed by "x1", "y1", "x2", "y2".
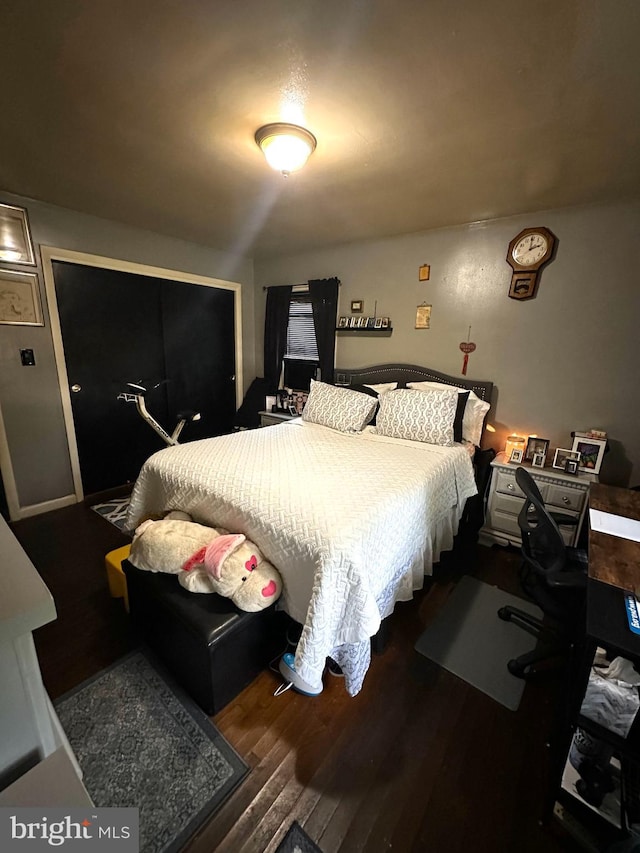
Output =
[{"x1": 255, "y1": 122, "x2": 317, "y2": 176}]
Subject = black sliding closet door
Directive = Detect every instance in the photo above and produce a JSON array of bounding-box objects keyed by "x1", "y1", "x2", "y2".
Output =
[
  {"x1": 161, "y1": 278, "x2": 236, "y2": 442},
  {"x1": 53, "y1": 261, "x2": 235, "y2": 497}
]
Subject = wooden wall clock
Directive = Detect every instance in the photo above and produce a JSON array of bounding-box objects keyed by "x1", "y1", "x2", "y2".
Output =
[{"x1": 507, "y1": 227, "x2": 556, "y2": 300}]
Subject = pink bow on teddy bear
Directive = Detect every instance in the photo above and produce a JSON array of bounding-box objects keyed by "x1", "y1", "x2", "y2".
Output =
[{"x1": 181, "y1": 533, "x2": 279, "y2": 601}]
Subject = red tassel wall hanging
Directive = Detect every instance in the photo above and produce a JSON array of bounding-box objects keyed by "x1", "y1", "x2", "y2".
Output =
[{"x1": 459, "y1": 326, "x2": 476, "y2": 376}]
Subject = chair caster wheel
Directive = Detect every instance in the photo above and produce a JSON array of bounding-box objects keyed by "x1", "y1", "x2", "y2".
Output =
[
  {"x1": 498, "y1": 607, "x2": 511, "y2": 622},
  {"x1": 507, "y1": 658, "x2": 528, "y2": 678}
]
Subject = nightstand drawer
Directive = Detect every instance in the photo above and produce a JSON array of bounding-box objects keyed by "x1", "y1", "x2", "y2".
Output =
[
  {"x1": 259, "y1": 410, "x2": 296, "y2": 427},
  {"x1": 494, "y1": 470, "x2": 524, "y2": 497},
  {"x1": 546, "y1": 483, "x2": 586, "y2": 513},
  {"x1": 489, "y1": 503, "x2": 524, "y2": 539},
  {"x1": 492, "y1": 491, "x2": 525, "y2": 518},
  {"x1": 260, "y1": 414, "x2": 283, "y2": 427},
  {"x1": 490, "y1": 491, "x2": 579, "y2": 545},
  {"x1": 490, "y1": 498, "x2": 578, "y2": 545},
  {"x1": 494, "y1": 470, "x2": 549, "y2": 501}
]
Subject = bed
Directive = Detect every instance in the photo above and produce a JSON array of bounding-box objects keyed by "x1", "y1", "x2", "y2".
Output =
[{"x1": 125, "y1": 364, "x2": 493, "y2": 696}]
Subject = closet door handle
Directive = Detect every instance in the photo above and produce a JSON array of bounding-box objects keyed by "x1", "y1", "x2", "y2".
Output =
[{"x1": 71, "y1": 384, "x2": 82, "y2": 393}]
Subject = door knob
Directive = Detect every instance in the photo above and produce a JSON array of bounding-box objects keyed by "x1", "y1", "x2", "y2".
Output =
[{"x1": 71, "y1": 384, "x2": 82, "y2": 393}]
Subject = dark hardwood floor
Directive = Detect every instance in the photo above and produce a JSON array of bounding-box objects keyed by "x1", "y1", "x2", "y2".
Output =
[{"x1": 10, "y1": 504, "x2": 580, "y2": 853}]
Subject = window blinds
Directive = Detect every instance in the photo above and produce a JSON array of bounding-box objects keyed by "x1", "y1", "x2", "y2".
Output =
[{"x1": 285, "y1": 297, "x2": 319, "y2": 361}]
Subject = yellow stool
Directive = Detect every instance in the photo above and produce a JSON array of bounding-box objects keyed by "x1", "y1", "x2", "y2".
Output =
[{"x1": 105, "y1": 544, "x2": 131, "y2": 612}]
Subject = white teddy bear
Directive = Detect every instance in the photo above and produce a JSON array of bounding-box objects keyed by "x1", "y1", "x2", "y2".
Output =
[{"x1": 128, "y1": 511, "x2": 282, "y2": 612}]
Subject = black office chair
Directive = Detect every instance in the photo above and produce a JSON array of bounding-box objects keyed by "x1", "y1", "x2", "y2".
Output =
[{"x1": 498, "y1": 466, "x2": 588, "y2": 678}]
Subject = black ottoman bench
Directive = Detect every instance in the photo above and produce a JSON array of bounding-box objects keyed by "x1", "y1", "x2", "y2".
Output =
[{"x1": 123, "y1": 560, "x2": 285, "y2": 715}]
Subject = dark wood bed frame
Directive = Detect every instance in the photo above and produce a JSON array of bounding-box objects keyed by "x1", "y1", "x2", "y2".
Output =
[{"x1": 333, "y1": 362, "x2": 493, "y2": 404}]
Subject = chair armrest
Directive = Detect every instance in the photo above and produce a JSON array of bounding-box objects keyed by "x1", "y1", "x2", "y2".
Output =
[
  {"x1": 549, "y1": 512, "x2": 579, "y2": 527},
  {"x1": 546, "y1": 570, "x2": 587, "y2": 589}
]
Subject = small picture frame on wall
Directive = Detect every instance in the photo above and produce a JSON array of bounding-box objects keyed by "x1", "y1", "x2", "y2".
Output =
[
  {"x1": 381, "y1": 317, "x2": 390, "y2": 328},
  {"x1": 357, "y1": 316, "x2": 368, "y2": 328},
  {"x1": 415, "y1": 304, "x2": 431, "y2": 329},
  {"x1": 350, "y1": 300, "x2": 363, "y2": 313},
  {"x1": 367, "y1": 317, "x2": 376, "y2": 328},
  {"x1": 349, "y1": 316, "x2": 358, "y2": 328},
  {"x1": 0, "y1": 269, "x2": 44, "y2": 326},
  {"x1": 509, "y1": 448, "x2": 523, "y2": 464},
  {"x1": 374, "y1": 318, "x2": 383, "y2": 329},
  {"x1": 337, "y1": 316, "x2": 348, "y2": 328},
  {"x1": 0, "y1": 203, "x2": 36, "y2": 265}
]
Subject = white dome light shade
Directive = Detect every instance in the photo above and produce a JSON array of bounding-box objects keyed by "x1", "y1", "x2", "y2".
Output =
[{"x1": 255, "y1": 123, "x2": 317, "y2": 175}]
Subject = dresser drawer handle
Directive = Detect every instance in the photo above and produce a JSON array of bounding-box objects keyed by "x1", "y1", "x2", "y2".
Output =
[
  {"x1": 507, "y1": 483, "x2": 514, "y2": 491},
  {"x1": 562, "y1": 497, "x2": 570, "y2": 505}
]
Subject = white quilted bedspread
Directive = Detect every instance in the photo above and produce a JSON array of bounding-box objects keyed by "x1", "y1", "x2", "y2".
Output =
[{"x1": 126, "y1": 420, "x2": 477, "y2": 696}]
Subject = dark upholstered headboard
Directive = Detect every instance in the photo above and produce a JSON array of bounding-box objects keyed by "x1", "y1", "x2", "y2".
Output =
[{"x1": 333, "y1": 363, "x2": 493, "y2": 403}]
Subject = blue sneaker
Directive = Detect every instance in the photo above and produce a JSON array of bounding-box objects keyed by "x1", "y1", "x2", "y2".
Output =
[{"x1": 278, "y1": 653, "x2": 323, "y2": 696}]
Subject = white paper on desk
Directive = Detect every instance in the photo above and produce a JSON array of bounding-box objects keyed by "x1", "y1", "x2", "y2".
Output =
[{"x1": 589, "y1": 509, "x2": 640, "y2": 542}]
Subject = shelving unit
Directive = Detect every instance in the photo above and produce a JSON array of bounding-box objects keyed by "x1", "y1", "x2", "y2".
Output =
[
  {"x1": 335, "y1": 327, "x2": 392, "y2": 334},
  {"x1": 551, "y1": 486, "x2": 640, "y2": 849}
]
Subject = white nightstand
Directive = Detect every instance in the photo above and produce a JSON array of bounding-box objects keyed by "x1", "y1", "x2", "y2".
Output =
[
  {"x1": 480, "y1": 453, "x2": 598, "y2": 548},
  {"x1": 258, "y1": 410, "x2": 298, "y2": 427}
]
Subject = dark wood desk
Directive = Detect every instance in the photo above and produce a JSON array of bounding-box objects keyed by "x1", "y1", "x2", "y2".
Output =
[
  {"x1": 589, "y1": 483, "x2": 640, "y2": 593},
  {"x1": 553, "y1": 485, "x2": 640, "y2": 843}
]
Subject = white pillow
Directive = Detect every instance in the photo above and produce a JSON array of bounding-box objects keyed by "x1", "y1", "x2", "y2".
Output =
[
  {"x1": 376, "y1": 387, "x2": 458, "y2": 446},
  {"x1": 407, "y1": 381, "x2": 490, "y2": 446},
  {"x1": 302, "y1": 380, "x2": 377, "y2": 432},
  {"x1": 363, "y1": 382, "x2": 397, "y2": 395}
]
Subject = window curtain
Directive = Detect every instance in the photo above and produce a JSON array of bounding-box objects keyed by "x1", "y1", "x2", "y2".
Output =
[
  {"x1": 308, "y1": 277, "x2": 340, "y2": 382},
  {"x1": 264, "y1": 285, "x2": 293, "y2": 393}
]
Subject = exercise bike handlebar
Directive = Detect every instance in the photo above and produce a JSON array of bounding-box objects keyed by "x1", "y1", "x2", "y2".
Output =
[{"x1": 117, "y1": 380, "x2": 200, "y2": 446}]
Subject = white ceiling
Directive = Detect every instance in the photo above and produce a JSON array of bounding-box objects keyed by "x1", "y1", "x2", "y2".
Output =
[{"x1": 1, "y1": 1, "x2": 639, "y2": 258}]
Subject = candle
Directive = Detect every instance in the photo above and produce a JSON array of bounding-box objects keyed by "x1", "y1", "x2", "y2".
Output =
[{"x1": 504, "y1": 434, "x2": 525, "y2": 458}]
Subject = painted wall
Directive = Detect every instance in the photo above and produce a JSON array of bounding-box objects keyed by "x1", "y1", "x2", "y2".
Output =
[
  {"x1": 255, "y1": 200, "x2": 640, "y2": 487},
  {"x1": 0, "y1": 191, "x2": 255, "y2": 513}
]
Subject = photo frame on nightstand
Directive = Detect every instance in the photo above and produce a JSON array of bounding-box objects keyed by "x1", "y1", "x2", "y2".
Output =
[
  {"x1": 553, "y1": 448, "x2": 580, "y2": 470},
  {"x1": 571, "y1": 436, "x2": 607, "y2": 474},
  {"x1": 531, "y1": 451, "x2": 546, "y2": 468},
  {"x1": 564, "y1": 458, "x2": 580, "y2": 475},
  {"x1": 509, "y1": 449, "x2": 523, "y2": 464},
  {"x1": 525, "y1": 436, "x2": 550, "y2": 462}
]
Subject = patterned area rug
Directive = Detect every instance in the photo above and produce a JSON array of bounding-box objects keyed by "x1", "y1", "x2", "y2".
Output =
[
  {"x1": 55, "y1": 651, "x2": 248, "y2": 853},
  {"x1": 90, "y1": 496, "x2": 131, "y2": 531},
  {"x1": 275, "y1": 821, "x2": 323, "y2": 853}
]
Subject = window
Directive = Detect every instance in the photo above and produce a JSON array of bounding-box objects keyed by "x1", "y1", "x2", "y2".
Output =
[
  {"x1": 286, "y1": 295, "x2": 318, "y2": 361},
  {"x1": 284, "y1": 293, "x2": 318, "y2": 390}
]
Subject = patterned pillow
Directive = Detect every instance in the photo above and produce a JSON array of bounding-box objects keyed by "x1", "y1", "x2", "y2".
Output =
[
  {"x1": 302, "y1": 380, "x2": 378, "y2": 432},
  {"x1": 407, "y1": 381, "x2": 490, "y2": 446},
  {"x1": 376, "y1": 387, "x2": 458, "y2": 445},
  {"x1": 348, "y1": 383, "x2": 397, "y2": 426}
]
